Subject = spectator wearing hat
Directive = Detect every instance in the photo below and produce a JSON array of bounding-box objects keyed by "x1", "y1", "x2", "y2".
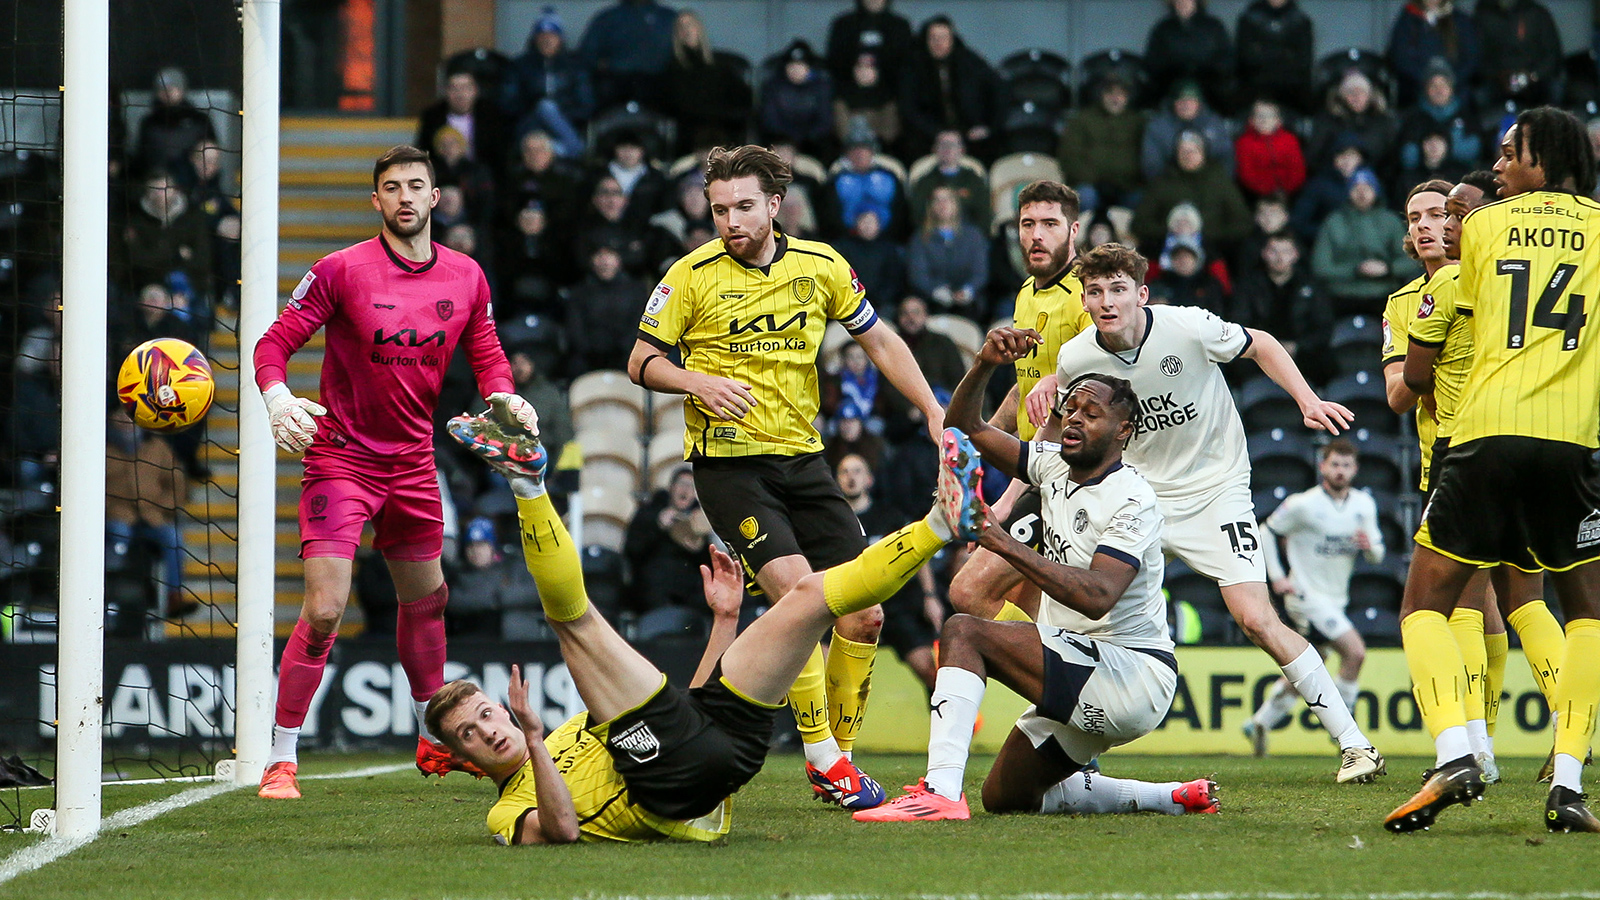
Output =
[
  {"x1": 1144, "y1": 0, "x2": 1238, "y2": 113},
  {"x1": 760, "y1": 40, "x2": 835, "y2": 159},
  {"x1": 1310, "y1": 167, "x2": 1413, "y2": 315},
  {"x1": 666, "y1": 10, "x2": 754, "y2": 153},
  {"x1": 503, "y1": 7, "x2": 593, "y2": 158},
  {"x1": 1149, "y1": 237, "x2": 1228, "y2": 314},
  {"x1": 115, "y1": 169, "x2": 214, "y2": 315},
  {"x1": 1058, "y1": 73, "x2": 1146, "y2": 214},
  {"x1": 822, "y1": 123, "x2": 908, "y2": 238},
  {"x1": 824, "y1": 406, "x2": 889, "y2": 472},
  {"x1": 825, "y1": 0, "x2": 915, "y2": 93},
  {"x1": 564, "y1": 241, "x2": 649, "y2": 376},
  {"x1": 1236, "y1": 0, "x2": 1316, "y2": 114},
  {"x1": 1392, "y1": 124, "x2": 1468, "y2": 203},
  {"x1": 1388, "y1": 0, "x2": 1481, "y2": 107},
  {"x1": 1235, "y1": 99, "x2": 1306, "y2": 200},
  {"x1": 133, "y1": 67, "x2": 216, "y2": 177},
  {"x1": 1477, "y1": 0, "x2": 1563, "y2": 106},
  {"x1": 1134, "y1": 130, "x2": 1251, "y2": 260},
  {"x1": 1230, "y1": 230, "x2": 1331, "y2": 381},
  {"x1": 1141, "y1": 79, "x2": 1235, "y2": 182},
  {"x1": 907, "y1": 185, "x2": 989, "y2": 321},
  {"x1": 909, "y1": 130, "x2": 988, "y2": 228},
  {"x1": 833, "y1": 52, "x2": 902, "y2": 154},
  {"x1": 898, "y1": 16, "x2": 1005, "y2": 161},
  {"x1": 1395, "y1": 60, "x2": 1482, "y2": 174},
  {"x1": 576, "y1": 0, "x2": 678, "y2": 110},
  {"x1": 1305, "y1": 68, "x2": 1397, "y2": 177},
  {"x1": 1291, "y1": 135, "x2": 1368, "y2": 240},
  {"x1": 450, "y1": 517, "x2": 513, "y2": 637},
  {"x1": 416, "y1": 69, "x2": 509, "y2": 181},
  {"x1": 833, "y1": 209, "x2": 906, "y2": 309},
  {"x1": 430, "y1": 125, "x2": 498, "y2": 229},
  {"x1": 623, "y1": 467, "x2": 715, "y2": 618}
]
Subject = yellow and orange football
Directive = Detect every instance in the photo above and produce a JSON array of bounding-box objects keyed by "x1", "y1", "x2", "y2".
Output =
[{"x1": 116, "y1": 338, "x2": 215, "y2": 433}]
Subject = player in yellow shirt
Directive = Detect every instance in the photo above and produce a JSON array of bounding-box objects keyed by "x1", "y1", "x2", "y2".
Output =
[
  {"x1": 432, "y1": 402, "x2": 990, "y2": 844},
  {"x1": 1387, "y1": 107, "x2": 1600, "y2": 834},
  {"x1": 948, "y1": 181, "x2": 1094, "y2": 624},
  {"x1": 625, "y1": 146, "x2": 946, "y2": 808}
]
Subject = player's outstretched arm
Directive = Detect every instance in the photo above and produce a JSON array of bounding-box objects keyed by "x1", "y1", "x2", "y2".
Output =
[
  {"x1": 508, "y1": 664, "x2": 580, "y2": 845},
  {"x1": 690, "y1": 545, "x2": 744, "y2": 689},
  {"x1": 944, "y1": 327, "x2": 1041, "y2": 479},
  {"x1": 627, "y1": 339, "x2": 758, "y2": 421},
  {"x1": 853, "y1": 321, "x2": 947, "y2": 446},
  {"x1": 1242, "y1": 328, "x2": 1353, "y2": 435},
  {"x1": 976, "y1": 524, "x2": 1135, "y2": 620}
]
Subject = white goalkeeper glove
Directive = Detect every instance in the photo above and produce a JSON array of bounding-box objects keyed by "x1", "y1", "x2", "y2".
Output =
[
  {"x1": 487, "y1": 391, "x2": 540, "y2": 436},
  {"x1": 263, "y1": 383, "x2": 327, "y2": 453}
]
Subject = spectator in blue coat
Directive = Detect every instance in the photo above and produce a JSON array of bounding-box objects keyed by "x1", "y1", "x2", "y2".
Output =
[
  {"x1": 1387, "y1": 0, "x2": 1480, "y2": 106},
  {"x1": 1396, "y1": 59, "x2": 1482, "y2": 173},
  {"x1": 760, "y1": 40, "x2": 835, "y2": 159},
  {"x1": 824, "y1": 125, "x2": 907, "y2": 239},
  {"x1": 502, "y1": 7, "x2": 594, "y2": 158},
  {"x1": 577, "y1": 0, "x2": 678, "y2": 110}
]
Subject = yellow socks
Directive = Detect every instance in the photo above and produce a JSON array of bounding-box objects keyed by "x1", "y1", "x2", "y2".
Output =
[
  {"x1": 1553, "y1": 619, "x2": 1600, "y2": 764},
  {"x1": 513, "y1": 493, "x2": 589, "y2": 622},
  {"x1": 789, "y1": 646, "x2": 832, "y2": 745},
  {"x1": 1448, "y1": 607, "x2": 1487, "y2": 723},
  {"x1": 822, "y1": 520, "x2": 945, "y2": 618},
  {"x1": 826, "y1": 633, "x2": 876, "y2": 753},
  {"x1": 1508, "y1": 601, "x2": 1564, "y2": 710},
  {"x1": 1484, "y1": 629, "x2": 1509, "y2": 737},
  {"x1": 1401, "y1": 610, "x2": 1468, "y2": 738},
  {"x1": 995, "y1": 601, "x2": 1033, "y2": 622}
]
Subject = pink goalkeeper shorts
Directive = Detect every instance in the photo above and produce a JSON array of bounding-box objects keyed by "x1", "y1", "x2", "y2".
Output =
[{"x1": 298, "y1": 444, "x2": 443, "y2": 561}]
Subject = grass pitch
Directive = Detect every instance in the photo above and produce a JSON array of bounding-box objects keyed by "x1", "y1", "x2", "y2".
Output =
[{"x1": 3, "y1": 752, "x2": 1597, "y2": 900}]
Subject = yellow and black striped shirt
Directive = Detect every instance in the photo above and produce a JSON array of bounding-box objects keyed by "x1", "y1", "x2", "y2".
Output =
[
  {"x1": 1381, "y1": 275, "x2": 1432, "y2": 484},
  {"x1": 487, "y1": 715, "x2": 729, "y2": 844},
  {"x1": 1453, "y1": 191, "x2": 1600, "y2": 448},
  {"x1": 639, "y1": 233, "x2": 878, "y2": 458},
  {"x1": 1407, "y1": 264, "x2": 1475, "y2": 445},
  {"x1": 1012, "y1": 270, "x2": 1093, "y2": 441}
]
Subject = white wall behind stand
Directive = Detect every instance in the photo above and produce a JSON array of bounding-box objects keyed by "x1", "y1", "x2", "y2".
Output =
[{"x1": 497, "y1": 0, "x2": 1595, "y2": 81}]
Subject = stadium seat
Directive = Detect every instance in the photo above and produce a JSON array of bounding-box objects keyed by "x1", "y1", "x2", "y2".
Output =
[
  {"x1": 989, "y1": 153, "x2": 1064, "y2": 225},
  {"x1": 1350, "y1": 556, "x2": 1405, "y2": 612},
  {"x1": 587, "y1": 101, "x2": 678, "y2": 163},
  {"x1": 1330, "y1": 314, "x2": 1384, "y2": 377},
  {"x1": 1239, "y1": 376, "x2": 1304, "y2": 433},
  {"x1": 907, "y1": 152, "x2": 987, "y2": 185},
  {"x1": 1350, "y1": 603, "x2": 1403, "y2": 646},
  {"x1": 827, "y1": 152, "x2": 908, "y2": 184},
  {"x1": 819, "y1": 320, "x2": 853, "y2": 372},
  {"x1": 1164, "y1": 558, "x2": 1237, "y2": 644},
  {"x1": 497, "y1": 314, "x2": 566, "y2": 378},
  {"x1": 926, "y1": 314, "x2": 983, "y2": 365},
  {"x1": 649, "y1": 392, "x2": 687, "y2": 437},
  {"x1": 1253, "y1": 485, "x2": 1293, "y2": 522},
  {"x1": 576, "y1": 481, "x2": 636, "y2": 552},
  {"x1": 1365, "y1": 488, "x2": 1410, "y2": 551},
  {"x1": 1001, "y1": 49, "x2": 1073, "y2": 88},
  {"x1": 1001, "y1": 101, "x2": 1063, "y2": 155},
  {"x1": 1312, "y1": 48, "x2": 1394, "y2": 107},
  {"x1": 635, "y1": 605, "x2": 709, "y2": 641},
  {"x1": 570, "y1": 370, "x2": 647, "y2": 437},
  {"x1": 581, "y1": 544, "x2": 627, "y2": 622},
  {"x1": 1078, "y1": 49, "x2": 1148, "y2": 103},
  {"x1": 1247, "y1": 428, "x2": 1318, "y2": 493},
  {"x1": 1344, "y1": 428, "x2": 1406, "y2": 493},
  {"x1": 667, "y1": 152, "x2": 704, "y2": 179},
  {"x1": 1325, "y1": 370, "x2": 1399, "y2": 435},
  {"x1": 791, "y1": 153, "x2": 830, "y2": 186},
  {"x1": 648, "y1": 431, "x2": 688, "y2": 490}
]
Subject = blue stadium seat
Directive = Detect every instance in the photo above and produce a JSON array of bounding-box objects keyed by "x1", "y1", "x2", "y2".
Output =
[
  {"x1": 1247, "y1": 428, "x2": 1318, "y2": 493},
  {"x1": 1325, "y1": 370, "x2": 1399, "y2": 435}
]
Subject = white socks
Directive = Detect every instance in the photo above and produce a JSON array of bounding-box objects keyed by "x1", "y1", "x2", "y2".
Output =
[
  {"x1": 925, "y1": 667, "x2": 985, "y2": 800},
  {"x1": 1466, "y1": 718, "x2": 1490, "y2": 759},
  {"x1": 1553, "y1": 753, "x2": 1584, "y2": 792},
  {"x1": 414, "y1": 699, "x2": 437, "y2": 743},
  {"x1": 1435, "y1": 725, "x2": 1472, "y2": 766},
  {"x1": 1282, "y1": 646, "x2": 1368, "y2": 750},
  {"x1": 1040, "y1": 770, "x2": 1186, "y2": 815},
  {"x1": 268, "y1": 724, "x2": 301, "y2": 766},
  {"x1": 1335, "y1": 677, "x2": 1360, "y2": 714},
  {"x1": 803, "y1": 735, "x2": 845, "y2": 772},
  {"x1": 1251, "y1": 679, "x2": 1299, "y2": 729},
  {"x1": 924, "y1": 508, "x2": 954, "y2": 542}
]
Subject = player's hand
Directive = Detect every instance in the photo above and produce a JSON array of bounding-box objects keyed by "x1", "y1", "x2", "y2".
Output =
[
  {"x1": 1270, "y1": 577, "x2": 1296, "y2": 597},
  {"x1": 488, "y1": 391, "x2": 540, "y2": 436},
  {"x1": 1353, "y1": 531, "x2": 1372, "y2": 551},
  {"x1": 700, "y1": 544, "x2": 744, "y2": 619},
  {"x1": 265, "y1": 387, "x2": 326, "y2": 453},
  {"x1": 691, "y1": 373, "x2": 758, "y2": 420},
  {"x1": 507, "y1": 664, "x2": 545, "y2": 742},
  {"x1": 978, "y1": 327, "x2": 1041, "y2": 367},
  {"x1": 1024, "y1": 374, "x2": 1059, "y2": 428},
  {"x1": 1300, "y1": 398, "x2": 1354, "y2": 435}
]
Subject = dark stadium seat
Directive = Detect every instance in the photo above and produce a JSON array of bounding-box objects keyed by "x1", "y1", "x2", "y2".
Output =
[
  {"x1": 1350, "y1": 603, "x2": 1403, "y2": 645},
  {"x1": 1164, "y1": 558, "x2": 1238, "y2": 644},
  {"x1": 1325, "y1": 370, "x2": 1399, "y2": 435},
  {"x1": 1350, "y1": 556, "x2": 1406, "y2": 612},
  {"x1": 581, "y1": 545, "x2": 627, "y2": 622},
  {"x1": 1001, "y1": 49, "x2": 1073, "y2": 112},
  {"x1": 443, "y1": 48, "x2": 513, "y2": 105},
  {"x1": 498, "y1": 313, "x2": 567, "y2": 380},
  {"x1": 1078, "y1": 49, "x2": 1148, "y2": 104},
  {"x1": 1312, "y1": 48, "x2": 1394, "y2": 106},
  {"x1": 1247, "y1": 428, "x2": 1318, "y2": 493},
  {"x1": 1239, "y1": 376, "x2": 1305, "y2": 433},
  {"x1": 1253, "y1": 485, "x2": 1292, "y2": 522},
  {"x1": 1330, "y1": 314, "x2": 1384, "y2": 377},
  {"x1": 1001, "y1": 101, "x2": 1062, "y2": 154},
  {"x1": 1344, "y1": 428, "x2": 1406, "y2": 493},
  {"x1": 587, "y1": 101, "x2": 678, "y2": 164},
  {"x1": 1365, "y1": 489, "x2": 1410, "y2": 552}
]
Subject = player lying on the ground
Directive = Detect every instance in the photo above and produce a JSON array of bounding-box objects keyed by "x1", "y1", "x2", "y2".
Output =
[
  {"x1": 425, "y1": 404, "x2": 989, "y2": 843},
  {"x1": 856, "y1": 330, "x2": 1216, "y2": 822}
]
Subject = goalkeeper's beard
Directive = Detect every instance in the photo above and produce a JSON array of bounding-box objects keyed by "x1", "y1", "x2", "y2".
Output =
[{"x1": 384, "y1": 204, "x2": 430, "y2": 240}]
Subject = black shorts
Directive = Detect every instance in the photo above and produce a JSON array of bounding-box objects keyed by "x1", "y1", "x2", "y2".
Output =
[
  {"x1": 693, "y1": 453, "x2": 867, "y2": 586},
  {"x1": 878, "y1": 581, "x2": 937, "y2": 659},
  {"x1": 1001, "y1": 486, "x2": 1044, "y2": 552},
  {"x1": 1418, "y1": 436, "x2": 1600, "y2": 573},
  {"x1": 598, "y1": 663, "x2": 777, "y2": 821},
  {"x1": 1424, "y1": 436, "x2": 1451, "y2": 504}
]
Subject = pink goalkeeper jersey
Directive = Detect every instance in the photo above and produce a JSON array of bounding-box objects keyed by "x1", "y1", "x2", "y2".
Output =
[{"x1": 254, "y1": 235, "x2": 514, "y2": 456}]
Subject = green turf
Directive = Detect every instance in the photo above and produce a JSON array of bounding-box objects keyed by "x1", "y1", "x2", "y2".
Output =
[{"x1": 3, "y1": 752, "x2": 1597, "y2": 900}]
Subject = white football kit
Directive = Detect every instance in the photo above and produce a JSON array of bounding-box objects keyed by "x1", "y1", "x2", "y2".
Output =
[
  {"x1": 1055, "y1": 305, "x2": 1265, "y2": 586},
  {"x1": 1013, "y1": 442, "x2": 1177, "y2": 765},
  {"x1": 1263, "y1": 485, "x2": 1386, "y2": 641}
]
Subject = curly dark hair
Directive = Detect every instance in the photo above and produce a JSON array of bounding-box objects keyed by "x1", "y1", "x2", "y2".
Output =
[
  {"x1": 1074, "y1": 242, "x2": 1149, "y2": 287},
  {"x1": 1509, "y1": 106, "x2": 1597, "y2": 196}
]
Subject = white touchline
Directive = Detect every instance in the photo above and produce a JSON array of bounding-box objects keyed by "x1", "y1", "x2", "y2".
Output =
[{"x1": 0, "y1": 763, "x2": 411, "y2": 887}]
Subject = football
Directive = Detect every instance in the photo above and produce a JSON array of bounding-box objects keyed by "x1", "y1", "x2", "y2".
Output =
[{"x1": 115, "y1": 337, "x2": 215, "y2": 433}]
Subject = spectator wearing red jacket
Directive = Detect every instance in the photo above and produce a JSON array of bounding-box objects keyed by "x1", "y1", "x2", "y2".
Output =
[{"x1": 1235, "y1": 99, "x2": 1306, "y2": 200}]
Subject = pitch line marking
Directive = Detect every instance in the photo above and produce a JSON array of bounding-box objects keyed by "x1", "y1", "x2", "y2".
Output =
[{"x1": 0, "y1": 762, "x2": 410, "y2": 886}]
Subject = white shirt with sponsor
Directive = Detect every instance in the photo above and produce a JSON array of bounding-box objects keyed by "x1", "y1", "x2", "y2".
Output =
[
  {"x1": 1264, "y1": 485, "x2": 1386, "y2": 606},
  {"x1": 1021, "y1": 443, "x2": 1171, "y2": 652},
  {"x1": 1054, "y1": 306, "x2": 1252, "y2": 506}
]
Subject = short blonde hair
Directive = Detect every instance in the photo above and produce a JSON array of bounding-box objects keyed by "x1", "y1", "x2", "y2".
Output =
[{"x1": 425, "y1": 680, "x2": 484, "y2": 751}]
